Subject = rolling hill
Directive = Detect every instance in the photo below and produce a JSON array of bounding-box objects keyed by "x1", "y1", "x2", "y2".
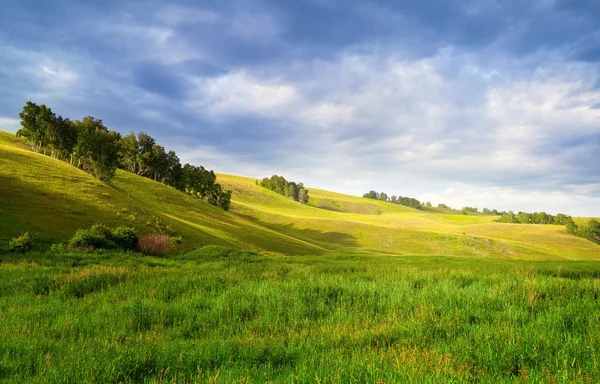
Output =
[{"x1": 1, "y1": 130, "x2": 598, "y2": 259}]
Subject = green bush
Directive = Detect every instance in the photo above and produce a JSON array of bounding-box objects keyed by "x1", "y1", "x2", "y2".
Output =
[
  {"x1": 8, "y1": 232, "x2": 33, "y2": 253},
  {"x1": 69, "y1": 228, "x2": 112, "y2": 250},
  {"x1": 68, "y1": 224, "x2": 140, "y2": 251},
  {"x1": 110, "y1": 226, "x2": 139, "y2": 251}
]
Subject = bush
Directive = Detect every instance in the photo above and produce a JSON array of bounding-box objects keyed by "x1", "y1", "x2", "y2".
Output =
[
  {"x1": 68, "y1": 224, "x2": 139, "y2": 251},
  {"x1": 138, "y1": 234, "x2": 173, "y2": 255},
  {"x1": 110, "y1": 226, "x2": 139, "y2": 251},
  {"x1": 69, "y1": 227, "x2": 112, "y2": 250},
  {"x1": 8, "y1": 232, "x2": 33, "y2": 253}
]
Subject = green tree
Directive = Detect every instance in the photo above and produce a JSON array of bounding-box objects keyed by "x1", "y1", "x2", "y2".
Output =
[
  {"x1": 74, "y1": 117, "x2": 121, "y2": 182},
  {"x1": 17, "y1": 101, "x2": 55, "y2": 152},
  {"x1": 119, "y1": 133, "x2": 139, "y2": 174},
  {"x1": 136, "y1": 132, "x2": 156, "y2": 176},
  {"x1": 363, "y1": 191, "x2": 379, "y2": 199},
  {"x1": 565, "y1": 217, "x2": 579, "y2": 235}
]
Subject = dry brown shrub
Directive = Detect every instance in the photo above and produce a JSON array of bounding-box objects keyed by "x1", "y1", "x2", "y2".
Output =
[{"x1": 138, "y1": 234, "x2": 172, "y2": 255}]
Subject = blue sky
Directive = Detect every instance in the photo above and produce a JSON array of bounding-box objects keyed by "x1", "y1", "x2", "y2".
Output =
[{"x1": 1, "y1": 0, "x2": 599, "y2": 215}]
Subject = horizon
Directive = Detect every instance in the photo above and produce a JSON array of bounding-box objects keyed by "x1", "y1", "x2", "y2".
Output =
[{"x1": 1, "y1": 0, "x2": 599, "y2": 216}]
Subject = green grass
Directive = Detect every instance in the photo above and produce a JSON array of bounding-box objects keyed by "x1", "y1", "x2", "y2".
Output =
[
  {"x1": 3, "y1": 130, "x2": 600, "y2": 382},
  {"x1": 1, "y1": 249, "x2": 599, "y2": 383},
  {"x1": 1, "y1": 130, "x2": 599, "y2": 259}
]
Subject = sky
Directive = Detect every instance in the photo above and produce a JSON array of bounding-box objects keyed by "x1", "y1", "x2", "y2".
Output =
[{"x1": 0, "y1": 0, "x2": 599, "y2": 216}]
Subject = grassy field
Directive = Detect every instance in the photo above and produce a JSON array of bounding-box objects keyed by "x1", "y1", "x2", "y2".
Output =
[
  {"x1": 2, "y1": 130, "x2": 600, "y2": 382},
  {"x1": 1, "y1": 248, "x2": 599, "y2": 383},
  {"x1": 1, "y1": 130, "x2": 598, "y2": 260}
]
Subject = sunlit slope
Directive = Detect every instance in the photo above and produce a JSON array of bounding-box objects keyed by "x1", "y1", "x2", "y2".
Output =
[
  {"x1": 1, "y1": 131, "x2": 598, "y2": 259},
  {"x1": 218, "y1": 174, "x2": 600, "y2": 259}
]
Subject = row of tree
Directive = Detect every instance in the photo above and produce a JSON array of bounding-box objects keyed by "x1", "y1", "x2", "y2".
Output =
[
  {"x1": 259, "y1": 175, "x2": 309, "y2": 204},
  {"x1": 496, "y1": 211, "x2": 574, "y2": 225},
  {"x1": 362, "y1": 191, "x2": 423, "y2": 209},
  {"x1": 16, "y1": 101, "x2": 232, "y2": 210}
]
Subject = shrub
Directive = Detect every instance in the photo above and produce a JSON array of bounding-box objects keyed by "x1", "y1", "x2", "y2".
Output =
[
  {"x1": 69, "y1": 228, "x2": 112, "y2": 250},
  {"x1": 110, "y1": 226, "x2": 139, "y2": 251},
  {"x1": 68, "y1": 224, "x2": 141, "y2": 251},
  {"x1": 49, "y1": 243, "x2": 68, "y2": 253},
  {"x1": 8, "y1": 232, "x2": 33, "y2": 253},
  {"x1": 138, "y1": 234, "x2": 173, "y2": 255}
]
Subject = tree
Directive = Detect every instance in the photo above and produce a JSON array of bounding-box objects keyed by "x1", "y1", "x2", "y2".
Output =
[
  {"x1": 136, "y1": 132, "x2": 156, "y2": 176},
  {"x1": 17, "y1": 101, "x2": 55, "y2": 152},
  {"x1": 165, "y1": 150, "x2": 183, "y2": 189},
  {"x1": 54, "y1": 116, "x2": 77, "y2": 162},
  {"x1": 119, "y1": 133, "x2": 139, "y2": 174},
  {"x1": 149, "y1": 144, "x2": 169, "y2": 181},
  {"x1": 565, "y1": 217, "x2": 578, "y2": 235},
  {"x1": 582, "y1": 219, "x2": 600, "y2": 242},
  {"x1": 219, "y1": 190, "x2": 232, "y2": 211},
  {"x1": 74, "y1": 117, "x2": 121, "y2": 181},
  {"x1": 260, "y1": 175, "x2": 309, "y2": 204},
  {"x1": 363, "y1": 190, "x2": 379, "y2": 199},
  {"x1": 297, "y1": 183, "x2": 309, "y2": 204}
]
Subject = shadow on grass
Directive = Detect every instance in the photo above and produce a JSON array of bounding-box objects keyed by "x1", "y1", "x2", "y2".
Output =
[{"x1": 0, "y1": 174, "x2": 123, "y2": 246}]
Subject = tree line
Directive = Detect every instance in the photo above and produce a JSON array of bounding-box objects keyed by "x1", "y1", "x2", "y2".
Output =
[
  {"x1": 16, "y1": 101, "x2": 232, "y2": 210},
  {"x1": 496, "y1": 211, "x2": 574, "y2": 225},
  {"x1": 259, "y1": 175, "x2": 309, "y2": 204},
  {"x1": 362, "y1": 191, "x2": 423, "y2": 209},
  {"x1": 496, "y1": 211, "x2": 599, "y2": 243}
]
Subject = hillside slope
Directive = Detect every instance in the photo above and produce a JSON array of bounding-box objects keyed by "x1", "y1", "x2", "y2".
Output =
[{"x1": 1, "y1": 131, "x2": 598, "y2": 259}]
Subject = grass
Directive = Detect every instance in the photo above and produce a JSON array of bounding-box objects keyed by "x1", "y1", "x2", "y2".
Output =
[
  {"x1": 1, "y1": 130, "x2": 599, "y2": 259},
  {"x1": 2, "y1": 130, "x2": 600, "y2": 382},
  {"x1": 1, "y1": 248, "x2": 599, "y2": 383}
]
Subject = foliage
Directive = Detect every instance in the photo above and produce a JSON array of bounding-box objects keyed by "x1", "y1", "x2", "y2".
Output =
[
  {"x1": 496, "y1": 211, "x2": 580, "y2": 226},
  {"x1": 15, "y1": 101, "x2": 232, "y2": 205},
  {"x1": 69, "y1": 224, "x2": 113, "y2": 250},
  {"x1": 579, "y1": 219, "x2": 600, "y2": 243},
  {"x1": 363, "y1": 190, "x2": 422, "y2": 209},
  {"x1": 461, "y1": 206, "x2": 479, "y2": 215},
  {"x1": 16, "y1": 101, "x2": 54, "y2": 153},
  {"x1": 259, "y1": 175, "x2": 310, "y2": 204},
  {"x1": 68, "y1": 224, "x2": 139, "y2": 251},
  {"x1": 110, "y1": 226, "x2": 139, "y2": 250},
  {"x1": 8, "y1": 232, "x2": 33, "y2": 253},
  {"x1": 73, "y1": 117, "x2": 121, "y2": 181}
]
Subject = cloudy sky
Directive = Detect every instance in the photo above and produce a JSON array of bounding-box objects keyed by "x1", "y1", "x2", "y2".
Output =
[{"x1": 1, "y1": 0, "x2": 599, "y2": 215}]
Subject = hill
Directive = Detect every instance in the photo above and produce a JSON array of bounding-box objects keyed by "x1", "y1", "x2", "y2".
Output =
[{"x1": 1, "y1": 130, "x2": 598, "y2": 259}]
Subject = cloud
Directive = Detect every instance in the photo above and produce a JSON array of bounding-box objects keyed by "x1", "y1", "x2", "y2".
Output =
[
  {"x1": 0, "y1": 0, "x2": 599, "y2": 215},
  {"x1": 187, "y1": 72, "x2": 299, "y2": 117}
]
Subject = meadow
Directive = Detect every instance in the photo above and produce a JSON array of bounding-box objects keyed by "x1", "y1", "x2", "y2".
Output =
[
  {"x1": 0, "y1": 248, "x2": 598, "y2": 383},
  {"x1": 1, "y1": 131, "x2": 598, "y2": 260},
  {"x1": 2, "y1": 130, "x2": 600, "y2": 382}
]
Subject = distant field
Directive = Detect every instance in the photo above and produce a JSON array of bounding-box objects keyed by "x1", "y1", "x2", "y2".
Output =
[
  {"x1": 1, "y1": 248, "x2": 599, "y2": 383},
  {"x1": 1, "y1": 130, "x2": 599, "y2": 260}
]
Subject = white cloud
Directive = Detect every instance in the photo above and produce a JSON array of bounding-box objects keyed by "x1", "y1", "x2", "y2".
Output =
[
  {"x1": 182, "y1": 48, "x2": 600, "y2": 215},
  {"x1": 188, "y1": 72, "x2": 299, "y2": 117},
  {"x1": 25, "y1": 58, "x2": 79, "y2": 91}
]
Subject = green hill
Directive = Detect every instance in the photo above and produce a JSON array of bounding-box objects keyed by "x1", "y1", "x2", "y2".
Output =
[{"x1": 1, "y1": 130, "x2": 598, "y2": 259}]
